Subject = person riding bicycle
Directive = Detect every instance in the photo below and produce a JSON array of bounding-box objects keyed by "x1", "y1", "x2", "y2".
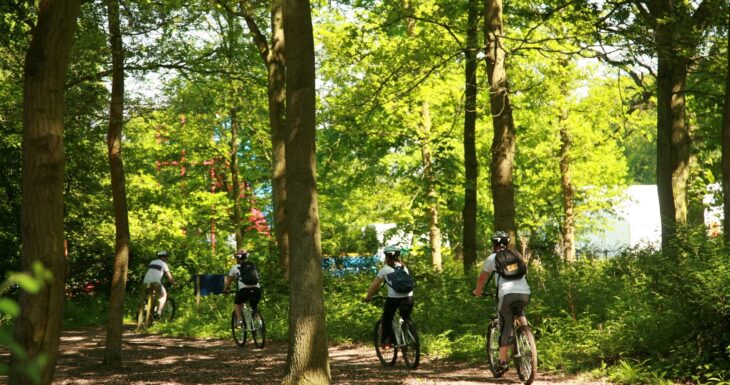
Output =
[
  {"x1": 473, "y1": 231, "x2": 531, "y2": 374},
  {"x1": 223, "y1": 249, "x2": 261, "y2": 326},
  {"x1": 142, "y1": 250, "x2": 175, "y2": 318},
  {"x1": 362, "y1": 245, "x2": 414, "y2": 349}
]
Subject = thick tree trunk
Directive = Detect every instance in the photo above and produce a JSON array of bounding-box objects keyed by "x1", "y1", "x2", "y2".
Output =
[
  {"x1": 485, "y1": 0, "x2": 517, "y2": 244},
  {"x1": 230, "y1": 108, "x2": 243, "y2": 249},
  {"x1": 268, "y1": 7, "x2": 289, "y2": 278},
  {"x1": 281, "y1": 0, "x2": 331, "y2": 383},
  {"x1": 103, "y1": 0, "x2": 131, "y2": 368},
  {"x1": 241, "y1": 5, "x2": 288, "y2": 278},
  {"x1": 11, "y1": 1, "x2": 81, "y2": 384},
  {"x1": 656, "y1": 22, "x2": 690, "y2": 251},
  {"x1": 723, "y1": 12, "x2": 730, "y2": 245},
  {"x1": 419, "y1": 101, "x2": 442, "y2": 270},
  {"x1": 462, "y1": 0, "x2": 479, "y2": 270},
  {"x1": 558, "y1": 108, "x2": 576, "y2": 263}
]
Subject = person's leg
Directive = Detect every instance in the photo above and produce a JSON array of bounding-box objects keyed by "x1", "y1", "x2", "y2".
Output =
[
  {"x1": 498, "y1": 294, "x2": 517, "y2": 365},
  {"x1": 249, "y1": 287, "x2": 262, "y2": 311},
  {"x1": 398, "y1": 296, "x2": 414, "y2": 321},
  {"x1": 157, "y1": 284, "x2": 168, "y2": 315},
  {"x1": 382, "y1": 297, "x2": 399, "y2": 346},
  {"x1": 234, "y1": 288, "x2": 245, "y2": 323}
]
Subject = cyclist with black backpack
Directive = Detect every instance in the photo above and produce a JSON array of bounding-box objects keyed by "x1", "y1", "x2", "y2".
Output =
[
  {"x1": 473, "y1": 231, "x2": 531, "y2": 375},
  {"x1": 223, "y1": 249, "x2": 261, "y2": 327},
  {"x1": 362, "y1": 245, "x2": 414, "y2": 349}
]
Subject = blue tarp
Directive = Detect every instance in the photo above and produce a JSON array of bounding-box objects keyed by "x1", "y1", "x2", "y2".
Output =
[{"x1": 195, "y1": 274, "x2": 226, "y2": 296}]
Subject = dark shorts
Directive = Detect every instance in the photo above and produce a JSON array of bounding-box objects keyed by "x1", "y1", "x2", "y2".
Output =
[
  {"x1": 234, "y1": 287, "x2": 262, "y2": 309},
  {"x1": 498, "y1": 293, "x2": 530, "y2": 347}
]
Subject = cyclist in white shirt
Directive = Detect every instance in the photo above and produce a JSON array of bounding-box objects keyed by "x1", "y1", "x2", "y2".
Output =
[
  {"x1": 473, "y1": 231, "x2": 531, "y2": 374},
  {"x1": 142, "y1": 250, "x2": 175, "y2": 317},
  {"x1": 363, "y1": 245, "x2": 414, "y2": 349},
  {"x1": 223, "y1": 249, "x2": 261, "y2": 326}
]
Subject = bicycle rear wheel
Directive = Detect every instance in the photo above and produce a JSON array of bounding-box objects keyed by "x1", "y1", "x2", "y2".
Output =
[
  {"x1": 158, "y1": 297, "x2": 176, "y2": 322},
  {"x1": 137, "y1": 289, "x2": 155, "y2": 328},
  {"x1": 251, "y1": 310, "x2": 266, "y2": 348},
  {"x1": 401, "y1": 320, "x2": 420, "y2": 369},
  {"x1": 513, "y1": 325, "x2": 537, "y2": 384},
  {"x1": 486, "y1": 319, "x2": 502, "y2": 378},
  {"x1": 231, "y1": 311, "x2": 245, "y2": 346},
  {"x1": 373, "y1": 319, "x2": 397, "y2": 366}
]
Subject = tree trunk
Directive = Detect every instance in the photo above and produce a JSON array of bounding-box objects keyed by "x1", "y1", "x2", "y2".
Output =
[
  {"x1": 419, "y1": 101, "x2": 442, "y2": 270},
  {"x1": 11, "y1": 1, "x2": 81, "y2": 384},
  {"x1": 241, "y1": 5, "x2": 288, "y2": 278},
  {"x1": 558, "y1": 106, "x2": 576, "y2": 263},
  {"x1": 281, "y1": 0, "x2": 331, "y2": 382},
  {"x1": 485, "y1": 0, "x2": 517, "y2": 244},
  {"x1": 269, "y1": 7, "x2": 289, "y2": 279},
  {"x1": 230, "y1": 108, "x2": 243, "y2": 249},
  {"x1": 462, "y1": 0, "x2": 479, "y2": 270},
  {"x1": 656, "y1": 21, "x2": 690, "y2": 251},
  {"x1": 722, "y1": 13, "x2": 730, "y2": 244},
  {"x1": 103, "y1": 0, "x2": 131, "y2": 368}
]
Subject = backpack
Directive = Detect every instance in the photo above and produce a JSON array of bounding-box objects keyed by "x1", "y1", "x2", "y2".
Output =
[
  {"x1": 238, "y1": 261, "x2": 260, "y2": 285},
  {"x1": 494, "y1": 248, "x2": 527, "y2": 280},
  {"x1": 385, "y1": 265, "x2": 415, "y2": 294}
]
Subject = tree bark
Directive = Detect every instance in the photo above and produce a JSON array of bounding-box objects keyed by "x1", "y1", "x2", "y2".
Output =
[
  {"x1": 103, "y1": 0, "x2": 131, "y2": 368},
  {"x1": 558, "y1": 105, "x2": 576, "y2": 263},
  {"x1": 462, "y1": 0, "x2": 479, "y2": 270},
  {"x1": 485, "y1": 0, "x2": 517, "y2": 245},
  {"x1": 722, "y1": 11, "x2": 730, "y2": 245},
  {"x1": 11, "y1": 1, "x2": 81, "y2": 384},
  {"x1": 281, "y1": 0, "x2": 331, "y2": 382},
  {"x1": 230, "y1": 108, "x2": 243, "y2": 249},
  {"x1": 241, "y1": 4, "x2": 288, "y2": 278},
  {"x1": 419, "y1": 101, "x2": 442, "y2": 270},
  {"x1": 655, "y1": 20, "x2": 690, "y2": 251}
]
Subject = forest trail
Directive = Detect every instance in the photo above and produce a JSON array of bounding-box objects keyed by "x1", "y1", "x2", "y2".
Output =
[{"x1": 5, "y1": 326, "x2": 612, "y2": 385}]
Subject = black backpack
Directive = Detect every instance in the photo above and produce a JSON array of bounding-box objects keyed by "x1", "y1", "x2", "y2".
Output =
[
  {"x1": 238, "y1": 261, "x2": 260, "y2": 285},
  {"x1": 385, "y1": 265, "x2": 414, "y2": 294},
  {"x1": 494, "y1": 248, "x2": 527, "y2": 280}
]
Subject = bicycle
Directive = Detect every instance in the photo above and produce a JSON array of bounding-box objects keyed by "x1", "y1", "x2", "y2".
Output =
[
  {"x1": 482, "y1": 280, "x2": 537, "y2": 384},
  {"x1": 368, "y1": 295, "x2": 420, "y2": 369},
  {"x1": 230, "y1": 301, "x2": 266, "y2": 348},
  {"x1": 137, "y1": 283, "x2": 176, "y2": 328}
]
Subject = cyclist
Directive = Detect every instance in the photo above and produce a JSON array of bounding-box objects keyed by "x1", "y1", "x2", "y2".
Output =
[
  {"x1": 223, "y1": 249, "x2": 261, "y2": 326},
  {"x1": 362, "y1": 245, "x2": 414, "y2": 349},
  {"x1": 142, "y1": 250, "x2": 175, "y2": 318},
  {"x1": 473, "y1": 231, "x2": 531, "y2": 374}
]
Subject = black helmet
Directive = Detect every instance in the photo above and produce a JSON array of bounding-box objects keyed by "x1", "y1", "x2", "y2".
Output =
[
  {"x1": 157, "y1": 250, "x2": 170, "y2": 259},
  {"x1": 234, "y1": 249, "x2": 249, "y2": 261},
  {"x1": 491, "y1": 231, "x2": 509, "y2": 247}
]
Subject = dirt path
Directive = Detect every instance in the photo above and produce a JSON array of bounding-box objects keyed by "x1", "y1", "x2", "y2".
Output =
[{"x1": 4, "y1": 326, "x2": 611, "y2": 385}]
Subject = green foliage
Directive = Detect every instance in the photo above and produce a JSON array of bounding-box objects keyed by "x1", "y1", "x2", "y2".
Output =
[{"x1": 1, "y1": 263, "x2": 52, "y2": 384}]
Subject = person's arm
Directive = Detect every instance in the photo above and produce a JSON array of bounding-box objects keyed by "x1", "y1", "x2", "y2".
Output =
[
  {"x1": 165, "y1": 268, "x2": 174, "y2": 286},
  {"x1": 223, "y1": 275, "x2": 233, "y2": 293},
  {"x1": 472, "y1": 270, "x2": 490, "y2": 296},
  {"x1": 362, "y1": 276, "x2": 384, "y2": 302}
]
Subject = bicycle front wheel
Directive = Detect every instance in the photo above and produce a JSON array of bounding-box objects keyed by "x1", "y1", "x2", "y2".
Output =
[
  {"x1": 486, "y1": 319, "x2": 502, "y2": 378},
  {"x1": 158, "y1": 297, "x2": 176, "y2": 322},
  {"x1": 251, "y1": 310, "x2": 266, "y2": 348},
  {"x1": 401, "y1": 320, "x2": 420, "y2": 369},
  {"x1": 231, "y1": 311, "x2": 245, "y2": 346},
  {"x1": 513, "y1": 325, "x2": 537, "y2": 385},
  {"x1": 373, "y1": 319, "x2": 397, "y2": 367}
]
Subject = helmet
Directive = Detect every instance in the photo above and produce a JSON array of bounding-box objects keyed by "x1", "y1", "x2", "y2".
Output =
[
  {"x1": 157, "y1": 250, "x2": 170, "y2": 259},
  {"x1": 383, "y1": 245, "x2": 401, "y2": 259},
  {"x1": 491, "y1": 231, "x2": 510, "y2": 247},
  {"x1": 234, "y1": 249, "x2": 249, "y2": 261}
]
